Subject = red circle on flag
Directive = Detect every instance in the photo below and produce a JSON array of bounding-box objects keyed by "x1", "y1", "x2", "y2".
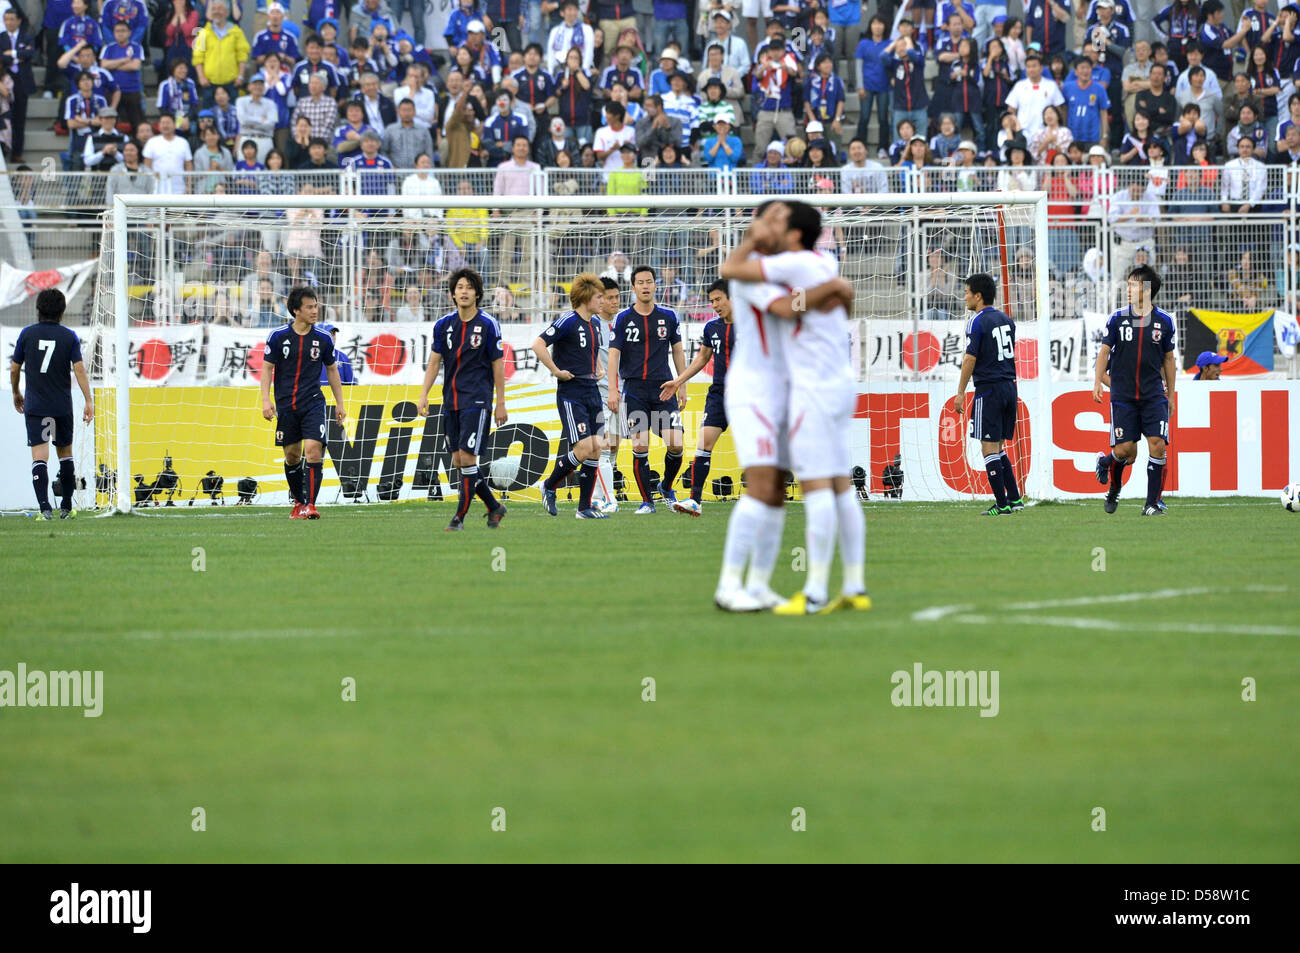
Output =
[
  {"x1": 137, "y1": 339, "x2": 172, "y2": 380},
  {"x1": 501, "y1": 341, "x2": 517, "y2": 380},
  {"x1": 1015, "y1": 338, "x2": 1039, "y2": 380},
  {"x1": 902, "y1": 331, "x2": 940, "y2": 372},
  {"x1": 365, "y1": 334, "x2": 406, "y2": 377},
  {"x1": 248, "y1": 342, "x2": 266, "y2": 380}
]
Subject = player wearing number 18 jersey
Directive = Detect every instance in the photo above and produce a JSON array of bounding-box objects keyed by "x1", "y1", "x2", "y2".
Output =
[
  {"x1": 1093, "y1": 264, "x2": 1177, "y2": 516},
  {"x1": 952, "y1": 273, "x2": 1024, "y2": 516},
  {"x1": 261, "y1": 287, "x2": 348, "y2": 519}
]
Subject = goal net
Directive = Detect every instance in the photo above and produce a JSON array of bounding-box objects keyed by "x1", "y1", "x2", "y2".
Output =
[{"x1": 86, "y1": 183, "x2": 1053, "y2": 512}]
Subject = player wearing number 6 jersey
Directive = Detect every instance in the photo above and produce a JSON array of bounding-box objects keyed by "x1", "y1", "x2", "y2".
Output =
[
  {"x1": 726, "y1": 199, "x2": 869, "y2": 615},
  {"x1": 1092, "y1": 264, "x2": 1177, "y2": 516},
  {"x1": 9, "y1": 290, "x2": 94, "y2": 519},
  {"x1": 951, "y1": 273, "x2": 1025, "y2": 517},
  {"x1": 532, "y1": 273, "x2": 609, "y2": 519},
  {"x1": 261, "y1": 287, "x2": 348, "y2": 520}
]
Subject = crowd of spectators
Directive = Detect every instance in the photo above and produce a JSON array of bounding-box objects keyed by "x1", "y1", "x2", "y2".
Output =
[{"x1": 1, "y1": 0, "x2": 1297, "y2": 324}]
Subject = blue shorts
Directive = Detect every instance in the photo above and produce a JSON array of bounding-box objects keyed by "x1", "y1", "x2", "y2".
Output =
[
  {"x1": 25, "y1": 413, "x2": 74, "y2": 448},
  {"x1": 1110, "y1": 398, "x2": 1170, "y2": 446},
  {"x1": 624, "y1": 385, "x2": 682, "y2": 438},
  {"x1": 703, "y1": 386, "x2": 728, "y2": 431},
  {"x1": 275, "y1": 403, "x2": 328, "y2": 447},
  {"x1": 970, "y1": 381, "x2": 1017, "y2": 443},
  {"x1": 558, "y1": 391, "x2": 605, "y2": 444},
  {"x1": 443, "y1": 405, "x2": 491, "y2": 455}
]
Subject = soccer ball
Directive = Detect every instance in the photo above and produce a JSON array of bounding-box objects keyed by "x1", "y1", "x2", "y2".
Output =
[
  {"x1": 1282, "y1": 485, "x2": 1300, "y2": 512},
  {"x1": 488, "y1": 455, "x2": 521, "y2": 491}
]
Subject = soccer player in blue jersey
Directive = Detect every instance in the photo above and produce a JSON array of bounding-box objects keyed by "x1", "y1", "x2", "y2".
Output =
[
  {"x1": 531, "y1": 273, "x2": 609, "y2": 519},
  {"x1": 417, "y1": 268, "x2": 509, "y2": 531},
  {"x1": 9, "y1": 290, "x2": 94, "y2": 519},
  {"x1": 952, "y1": 273, "x2": 1025, "y2": 516},
  {"x1": 606, "y1": 265, "x2": 687, "y2": 514},
  {"x1": 261, "y1": 287, "x2": 348, "y2": 520},
  {"x1": 1093, "y1": 264, "x2": 1178, "y2": 516},
  {"x1": 659, "y1": 278, "x2": 734, "y2": 517}
]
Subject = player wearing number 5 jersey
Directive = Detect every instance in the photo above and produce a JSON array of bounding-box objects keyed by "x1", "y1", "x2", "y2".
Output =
[
  {"x1": 418, "y1": 268, "x2": 509, "y2": 532},
  {"x1": 1093, "y1": 264, "x2": 1177, "y2": 516},
  {"x1": 951, "y1": 273, "x2": 1025, "y2": 517},
  {"x1": 261, "y1": 287, "x2": 348, "y2": 520},
  {"x1": 532, "y1": 273, "x2": 609, "y2": 520},
  {"x1": 9, "y1": 290, "x2": 94, "y2": 519},
  {"x1": 606, "y1": 265, "x2": 687, "y2": 514}
]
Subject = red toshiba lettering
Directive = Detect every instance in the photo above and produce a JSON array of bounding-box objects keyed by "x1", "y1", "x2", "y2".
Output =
[
  {"x1": 939, "y1": 394, "x2": 1032, "y2": 494},
  {"x1": 856, "y1": 393, "x2": 929, "y2": 493},
  {"x1": 1166, "y1": 390, "x2": 1237, "y2": 492}
]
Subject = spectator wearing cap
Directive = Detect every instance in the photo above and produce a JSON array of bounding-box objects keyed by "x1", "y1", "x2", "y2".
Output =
[
  {"x1": 1192, "y1": 352, "x2": 1227, "y2": 380},
  {"x1": 804, "y1": 52, "x2": 845, "y2": 140},
  {"x1": 661, "y1": 70, "x2": 699, "y2": 151},
  {"x1": 84, "y1": 105, "x2": 128, "y2": 170},
  {"x1": 464, "y1": 23, "x2": 505, "y2": 86},
  {"x1": 696, "y1": 77, "x2": 732, "y2": 128},
  {"x1": 697, "y1": 109, "x2": 742, "y2": 169},
  {"x1": 191, "y1": 1, "x2": 250, "y2": 109},
  {"x1": 972, "y1": 0, "x2": 1007, "y2": 49},
  {"x1": 349, "y1": 0, "x2": 395, "y2": 46},
  {"x1": 548, "y1": 1, "x2": 595, "y2": 74},
  {"x1": 237, "y1": 73, "x2": 278, "y2": 162},
  {"x1": 752, "y1": 39, "x2": 798, "y2": 162},
  {"x1": 635, "y1": 93, "x2": 683, "y2": 156},
  {"x1": 750, "y1": 139, "x2": 795, "y2": 194},
  {"x1": 253, "y1": 4, "x2": 301, "y2": 70},
  {"x1": 649, "y1": 47, "x2": 683, "y2": 97},
  {"x1": 708, "y1": 10, "x2": 749, "y2": 75},
  {"x1": 1221, "y1": 135, "x2": 1267, "y2": 213},
  {"x1": 64, "y1": 70, "x2": 109, "y2": 170},
  {"x1": 443, "y1": 0, "x2": 481, "y2": 52},
  {"x1": 382, "y1": 97, "x2": 434, "y2": 168},
  {"x1": 318, "y1": 326, "x2": 357, "y2": 382},
  {"x1": 100, "y1": 19, "x2": 146, "y2": 132},
  {"x1": 697, "y1": 42, "x2": 744, "y2": 103},
  {"x1": 293, "y1": 71, "x2": 340, "y2": 140}
]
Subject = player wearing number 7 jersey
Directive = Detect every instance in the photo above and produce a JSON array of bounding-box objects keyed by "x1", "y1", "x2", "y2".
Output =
[
  {"x1": 951, "y1": 273, "x2": 1025, "y2": 516},
  {"x1": 261, "y1": 286, "x2": 348, "y2": 520},
  {"x1": 9, "y1": 290, "x2": 94, "y2": 519},
  {"x1": 1092, "y1": 264, "x2": 1177, "y2": 516},
  {"x1": 417, "y1": 268, "x2": 509, "y2": 532}
]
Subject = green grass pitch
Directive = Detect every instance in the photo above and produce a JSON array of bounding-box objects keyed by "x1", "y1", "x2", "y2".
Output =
[{"x1": 1, "y1": 497, "x2": 1296, "y2": 863}]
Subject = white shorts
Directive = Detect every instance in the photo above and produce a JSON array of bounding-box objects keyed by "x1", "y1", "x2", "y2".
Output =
[
  {"x1": 741, "y1": 0, "x2": 772, "y2": 17},
  {"x1": 726, "y1": 380, "x2": 791, "y2": 472},
  {"x1": 788, "y1": 383, "x2": 855, "y2": 482}
]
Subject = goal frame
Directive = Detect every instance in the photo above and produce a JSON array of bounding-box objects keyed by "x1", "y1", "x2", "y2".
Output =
[{"x1": 109, "y1": 190, "x2": 1052, "y2": 513}]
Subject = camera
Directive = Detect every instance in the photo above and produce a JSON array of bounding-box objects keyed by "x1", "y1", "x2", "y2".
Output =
[{"x1": 235, "y1": 477, "x2": 258, "y2": 504}]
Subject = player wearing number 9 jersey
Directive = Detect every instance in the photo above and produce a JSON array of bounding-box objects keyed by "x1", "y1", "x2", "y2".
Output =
[
  {"x1": 417, "y1": 268, "x2": 509, "y2": 532},
  {"x1": 952, "y1": 273, "x2": 1024, "y2": 517},
  {"x1": 1092, "y1": 264, "x2": 1177, "y2": 516},
  {"x1": 9, "y1": 289, "x2": 94, "y2": 519},
  {"x1": 261, "y1": 286, "x2": 348, "y2": 520}
]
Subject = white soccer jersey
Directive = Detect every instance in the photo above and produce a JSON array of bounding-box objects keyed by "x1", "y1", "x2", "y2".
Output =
[
  {"x1": 726, "y1": 275, "x2": 793, "y2": 471},
  {"x1": 758, "y1": 248, "x2": 853, "y2": 391}
]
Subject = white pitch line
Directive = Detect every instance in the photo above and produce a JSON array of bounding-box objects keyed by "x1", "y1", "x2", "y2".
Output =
[
  {"x1": 125, "y1": 627, "x2": 364, "y2": 641},
  {"x1": 911, "y1": 604, "x2": 973, "y2": 622},
  {"x1": 950, "y1": 613, "x2": 1300, "y2": 638},
  {"x1": 1003, "y1": 588, "x2": 1213, "y2": 611}
]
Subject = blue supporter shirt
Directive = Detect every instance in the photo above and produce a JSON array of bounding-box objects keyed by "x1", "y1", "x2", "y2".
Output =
[
  {"x1": 101, "y1": 41, "x2": 144, "y2": 94},
  {"x1": 252, "y1": 28, "x2": 301, "y2": 63},
  {"x1": 11, "y1": 323, "x2": 83, "y2": 417},
  {"x1": 100, "y1": 0, "x2": 148, "y2": 46},
  {"x1": 1063, "y1": 76, "x2": 1109, "y2": 143},
  {"x1": 965, "y1": 306, "x2": 1017, "y2": 387},
  {"x1": 59, "y1": 16, "x2": 103, "y2": 51},
  {"x1": 265, "y1": 324, "x2": 336, "y2": 410},
  {"x1": 854, "y1": 37, "x2": 891, "y2": 94},
  {"x1": 432, "y1": 309, "x2": 503, "y2": 411}
]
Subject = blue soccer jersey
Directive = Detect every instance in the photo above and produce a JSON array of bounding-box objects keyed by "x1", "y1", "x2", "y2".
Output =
[
  {"x1": 611, "y1": 305, "x2": 680, "y2": 386},
  {"x1": 701, "y1": 317, "x2": 732, "y2": 392},
  {"x1": 264, "y1": 323, "x2": 336, "y2": 411},
  {"x1": 432, "y1": 309, "x2": 503, "y2": 411},
  {"x1": 11, "y1": 323, "x2": 84, "y2": 417},
  {"x1": 1103, "y1": 305, "x2": 1176, "y2": 402},
  {"x1": 966, "y1": 306, "x2": 1017, "y2": 387},
  {"x1": 539, "y1": 310, "x2": 603, "y2": 396}
]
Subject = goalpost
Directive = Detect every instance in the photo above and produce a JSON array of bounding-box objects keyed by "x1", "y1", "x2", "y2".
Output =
[{"x1": 89, "y1": 189, "x2": 1054, "y2": 513}]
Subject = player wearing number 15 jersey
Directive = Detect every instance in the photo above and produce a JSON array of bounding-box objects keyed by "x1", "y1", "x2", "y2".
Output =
[
  {"x1": 9, "y1": 289, "x2": 94, "y2": 519},
  {"x1": 1092, "y1": 264, "x2": 1177, "y2": 516},
  {"x1": 261, "y1": 287, "x2": 348, "y2": 520},
  {"x1": 952, "y1": 273, "x2": 1024, "y2": 517},
  {"x1": 417, "y1": 268, "x2": 509, "y2": 532}
]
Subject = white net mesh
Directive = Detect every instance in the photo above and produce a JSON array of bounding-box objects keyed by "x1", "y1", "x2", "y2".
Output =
[{"x1": 88, "y1": 185, "x2": 1052, "y2": 510}]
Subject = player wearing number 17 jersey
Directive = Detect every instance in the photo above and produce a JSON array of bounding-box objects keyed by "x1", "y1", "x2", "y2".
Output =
[
  {"x1": 1092, "y1": 264, "x2": 1177, "y2": 516},
  {"x1": 261, "y1": 287, "x2": 348, "y2": 519}
]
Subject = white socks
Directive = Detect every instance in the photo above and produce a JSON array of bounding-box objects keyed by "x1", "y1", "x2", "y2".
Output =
[
  {"x1": 835, "y1": 489, "x2": 866, "y2": 596},
  {"x1": 593, "y1": 450, "x2": 615, "y2": 503},
  {"x1": 802, "y1": 489, "x2": 837, "y2": 605},
  {"x1": 719, "y1": 494, "x2": 764, "y2": 592},
  {"x1": 745, "y1": 501, "x2": 786, "y2": 594}
]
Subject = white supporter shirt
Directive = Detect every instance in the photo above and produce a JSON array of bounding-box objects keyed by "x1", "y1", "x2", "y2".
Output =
[
  {"x1": 143, "y1": 134, "x2": 193, "y2": 194},
  {"x1": 727, "y1": 272, "x2": 791, "y2": 395},
  {"x1": 592, "y1": 123, "x2": 635, "y2": 170},
  {"x1": 1005, "y1": 78, "x2": 1064, "y2": 138},
  {"x1": 758, "y1": 248, "x2": 853, "y2": 390}
]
